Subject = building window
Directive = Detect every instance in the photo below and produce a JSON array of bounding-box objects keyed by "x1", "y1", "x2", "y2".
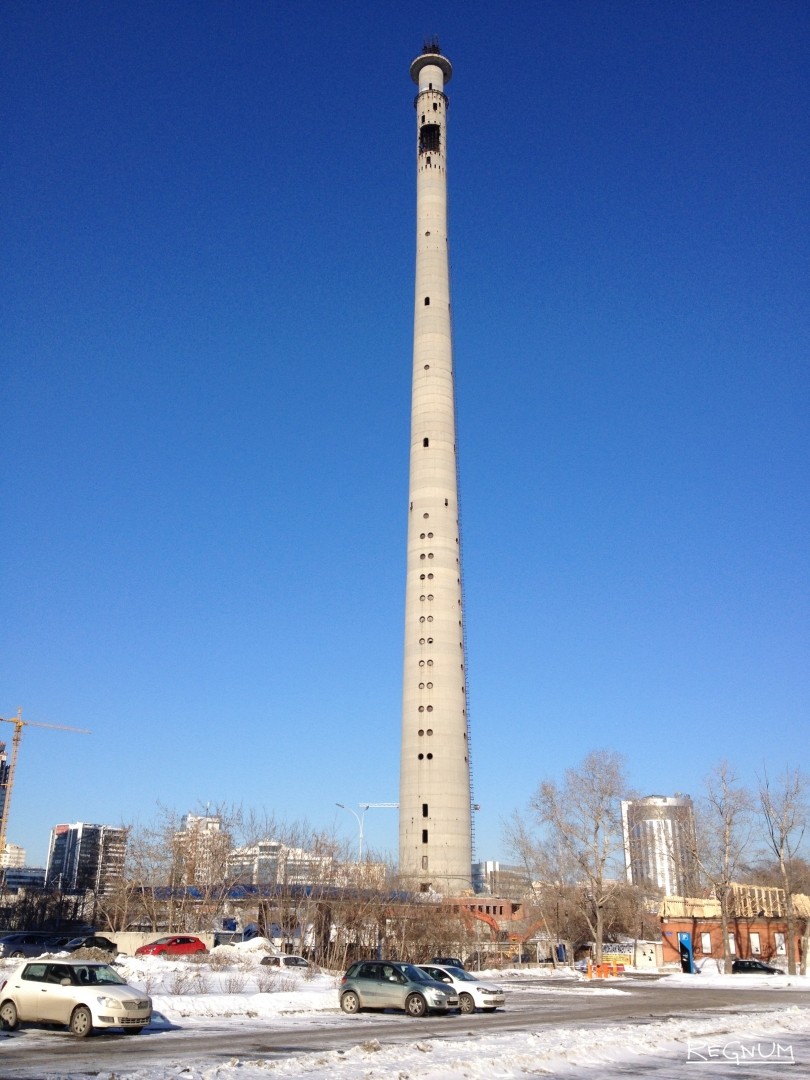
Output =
[
  {"x1": 750, "y1": 932, "x2": 761, "y2": 955},
  {"x1": 421, "y1": 857, "x2": 428, "y2": 870},
  {"x1": 426, "y1": 752, "x2": 433, "y2": 759},
  {"x1": 423, "y1": 437, "x2": 429, "y2": 446},
  {"x1": 700, "y1": 933, "x2": 712, "y2": 954},
  {"x1": 422, "y1": 803, "x2": 428, "y2": 817},
  {"x1": 727, "y1": 934, "x2": 736, "y2": 956},
  {"x1": 424, "y1": 297, "x2": 430, "y2": 306},
  {"x1": 422, "y1": 830, "x2": 428, "y2": 843},
  {"x1": 774, "y1": 933, "x2": 786, "y2": 955}
]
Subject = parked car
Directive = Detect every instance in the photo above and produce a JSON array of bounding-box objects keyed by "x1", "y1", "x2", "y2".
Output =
[
  {"x1": 0, "y1": 959, "x2": 151, "y2": 1036},
  {"x1": 0, "y1": 932, "x2": 66, "y2": 959},
  {"x1": 431, "y1": 955, "x2": 464, "y2": 968},
  {"x1": 135, "y1": 935, "x2": 207, "y2": 956},
  {"x1": 260, "y1": 954, "x2": 310, "y2": 968},
  {"x1": 418, "y1": 963, "x2": 506, "y2": 1014},
  {"x1": 60, "y1": 935, "x2": 119, "y2": 956},
  {"x1": 339, "y1": 959, "x2": 459, "y2": 1016},
  {"x1": 731, "y1": 959, "x2": 784, "y2": 975}
]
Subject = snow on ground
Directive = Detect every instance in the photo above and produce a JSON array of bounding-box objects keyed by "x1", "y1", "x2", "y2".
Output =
[{"x1": 3, "y1": 939, "x2": 810, "y2": 1078}]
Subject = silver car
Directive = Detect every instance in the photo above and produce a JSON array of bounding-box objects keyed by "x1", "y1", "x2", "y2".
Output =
[
  {"x1": 0, "y1": 959, "x2": 151, "y2": 1036},
  {"x1": 340, "y1": 959, "x2": 459, "y2": 1016}
]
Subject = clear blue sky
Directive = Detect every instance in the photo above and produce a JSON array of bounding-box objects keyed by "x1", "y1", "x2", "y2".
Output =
[{"x1": 3, "y1": 2, "x2": 808, "y2": 868}]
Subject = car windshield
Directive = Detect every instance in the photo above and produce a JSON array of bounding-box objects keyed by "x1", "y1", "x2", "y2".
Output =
[
  {"x1": 402, "y1": 964, "x2": 431, "y2": 983},
  {"x1": 76, "y1": 964, "x2": 126, "y2": 985},
  {"x1": 445, "y1": 966, "x2": 476, "y2": 981}
]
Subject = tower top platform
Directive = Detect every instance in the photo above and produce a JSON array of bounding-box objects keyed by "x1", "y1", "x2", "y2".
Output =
[{"x1": 410, "y1": 47, "x2": 452, "y2": 85}]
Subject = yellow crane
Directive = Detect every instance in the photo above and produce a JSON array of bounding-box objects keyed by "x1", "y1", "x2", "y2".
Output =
[{"x1": 0, "y1": 708, "x2": 91, "y2": 855}]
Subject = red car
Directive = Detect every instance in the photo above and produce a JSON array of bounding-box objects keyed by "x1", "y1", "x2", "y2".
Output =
[{"x1": 134, "y1": 935, "x2": 207, "y2": 956}]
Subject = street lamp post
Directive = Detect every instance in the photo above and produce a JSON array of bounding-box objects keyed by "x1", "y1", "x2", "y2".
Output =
[{"x1": 336, "y1": 803, "x2": 365, "y2": 862}]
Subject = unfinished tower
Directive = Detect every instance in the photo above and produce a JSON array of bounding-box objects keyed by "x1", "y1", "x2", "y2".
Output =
[{"x1": 399, "y1": 42, "x2": 472, "y2": 895}]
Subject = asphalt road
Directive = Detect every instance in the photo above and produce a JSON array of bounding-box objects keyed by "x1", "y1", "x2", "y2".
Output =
[{"x1": 2, "y1": 976, "x2": 809, "y2": 1078}]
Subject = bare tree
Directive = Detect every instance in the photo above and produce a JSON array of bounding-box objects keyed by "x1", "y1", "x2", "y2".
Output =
[
  {"x1": 529, "y1": 749, "x2": 629, "y2": 964},
  {"x1": 758, "y1": 767, "x2": 808, "y2": 975},
  {"x1": 692, "y1": 761, "x2": 754, "y2": 970}
]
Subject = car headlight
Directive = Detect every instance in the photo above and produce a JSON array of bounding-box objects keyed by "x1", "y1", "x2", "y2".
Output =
[
  {"x1": 425, "y1": 988, "x2": 445, "y2": 1003},
  {"x1": 96, "y1": 995, "x2": 120, "y2": 1009}
]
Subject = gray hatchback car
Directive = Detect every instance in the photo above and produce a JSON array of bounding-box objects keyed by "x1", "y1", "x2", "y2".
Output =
[{"x1": 340, "y1": 960, "x2": 459, "y2": 1016}]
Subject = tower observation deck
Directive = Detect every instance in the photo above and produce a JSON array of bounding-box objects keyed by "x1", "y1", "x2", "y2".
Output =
[{"x1": 399, "y1": 43, "x2": 473, "y2": 895}]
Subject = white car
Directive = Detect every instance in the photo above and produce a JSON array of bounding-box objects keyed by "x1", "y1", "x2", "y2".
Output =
[
  {"x1": 418, "y1": 963, "x2": 506, "y2": 1013},
  {"x1": 260, "y1": 953, "x2": 310, "y2": 969},
  {"x1": 0, "y1": 959, "x2": 151, "y2": 1037}
]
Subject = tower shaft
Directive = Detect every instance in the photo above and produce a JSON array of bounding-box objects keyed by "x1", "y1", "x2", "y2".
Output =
[{"x1": 399, "y1": 45, "x2": 472, "y2": 895}]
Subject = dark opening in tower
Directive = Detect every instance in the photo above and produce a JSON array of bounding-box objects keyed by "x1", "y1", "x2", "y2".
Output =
[{"x1": 419, "y1": 124, "x2": 440, "y2": 154}]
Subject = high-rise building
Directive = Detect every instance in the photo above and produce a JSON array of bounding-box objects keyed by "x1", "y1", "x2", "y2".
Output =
[
  {"x1": 399, "y1": 42, "x2": 473, "y2": 895},
  {"x1": 46, "y1": 822, "x2": 127, "y2": 894},
  {"x1": 621, "y1": 795, "x2": 699, "y2": 896},
  {"x1": 227, "y1": 839, "x2": 333, "y2": 886},
  {"x1": 173, "y1": 812, "x2": 229, "y2": 886},
  {"x1": 0, "y1": 741, "x2": 9, "y2": 850}
]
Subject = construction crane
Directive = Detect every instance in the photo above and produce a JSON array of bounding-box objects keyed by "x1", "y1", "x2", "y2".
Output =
[{"x1": 0, "y1": 708, "x2": 91, "y2": 855}]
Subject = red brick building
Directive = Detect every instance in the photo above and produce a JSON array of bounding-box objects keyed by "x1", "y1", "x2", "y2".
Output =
[{"x1": 659, "y1": 886, "x2": 810, "y2": 969}]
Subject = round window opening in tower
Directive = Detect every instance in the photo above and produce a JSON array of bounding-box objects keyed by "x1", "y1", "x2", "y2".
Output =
[
  {"x1": 426, "y1": 705, "x2": 433, "y2": 712},
  {"x1": 427, "y1": 594, "x2": 434, "y2": 601},
  {"x1": 423, "y1": 513, "x2": 429, "y2": 519},
  {"x1": 426, "y1": 682, "x2": 433, "y2": 688},
  {"x1": 427, "y1": 573, "x2": 433, "y2": 579},
  {"x1": 418, "y1": 728, "x2": 424, "y2": 736},
  {"x1": 426, "y1": 728, "x2": 433, "y2": 735},
  {"x1": 427, "y1": 753, "x2": 433, "y2": 760},
  {"x1": 418, "y1": 753, "x2": 424, "y2": 760},
  {"x1": 427, "y1": 615, "x2": 433, "y2": 622},
  {"x1": 418, "y1": 706, "x2": 424, "y2": 712}
]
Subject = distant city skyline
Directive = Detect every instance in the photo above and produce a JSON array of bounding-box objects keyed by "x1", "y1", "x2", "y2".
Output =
[{"x1": 3, "y1": 4, "x2": 808, "y2": 866}]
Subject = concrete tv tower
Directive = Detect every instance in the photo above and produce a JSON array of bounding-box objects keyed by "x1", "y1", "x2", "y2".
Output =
[{"x1": 399, "y1": 42, "x2": 472, "y2": 895}]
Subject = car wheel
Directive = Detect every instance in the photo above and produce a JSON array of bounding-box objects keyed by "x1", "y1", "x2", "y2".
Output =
[
  {"x1": 122, "y1": 1026, "x2": 144, "y2": 1035},
  {"x1": 69, "y1": 1005, "x2": 93, "y2": 1037},
  {"x1": 459, "y1": 992, "x2": 475, "y2": 1014},
  {"x1": 340, "y1": 991, "x2": 360, "y2": 1014},
  {"x1": 10, "y1": 951, "x2": 24, "y2": 959},
  {"x1": 0, "y1": 1000, "x2": 19, "y2": 1030},
  {"x1": 405, "y1": 993, "x2": 427, "y2": 1017}
]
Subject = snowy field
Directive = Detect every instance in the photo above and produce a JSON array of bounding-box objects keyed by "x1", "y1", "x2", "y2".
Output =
[{"x1": 3, "y1": 939, "x2": 809, "y2": 1079}]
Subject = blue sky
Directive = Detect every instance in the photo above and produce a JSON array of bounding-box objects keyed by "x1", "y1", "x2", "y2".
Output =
[{"x1": 3, "y1": 1, "x2": 808, "y2": 868}]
